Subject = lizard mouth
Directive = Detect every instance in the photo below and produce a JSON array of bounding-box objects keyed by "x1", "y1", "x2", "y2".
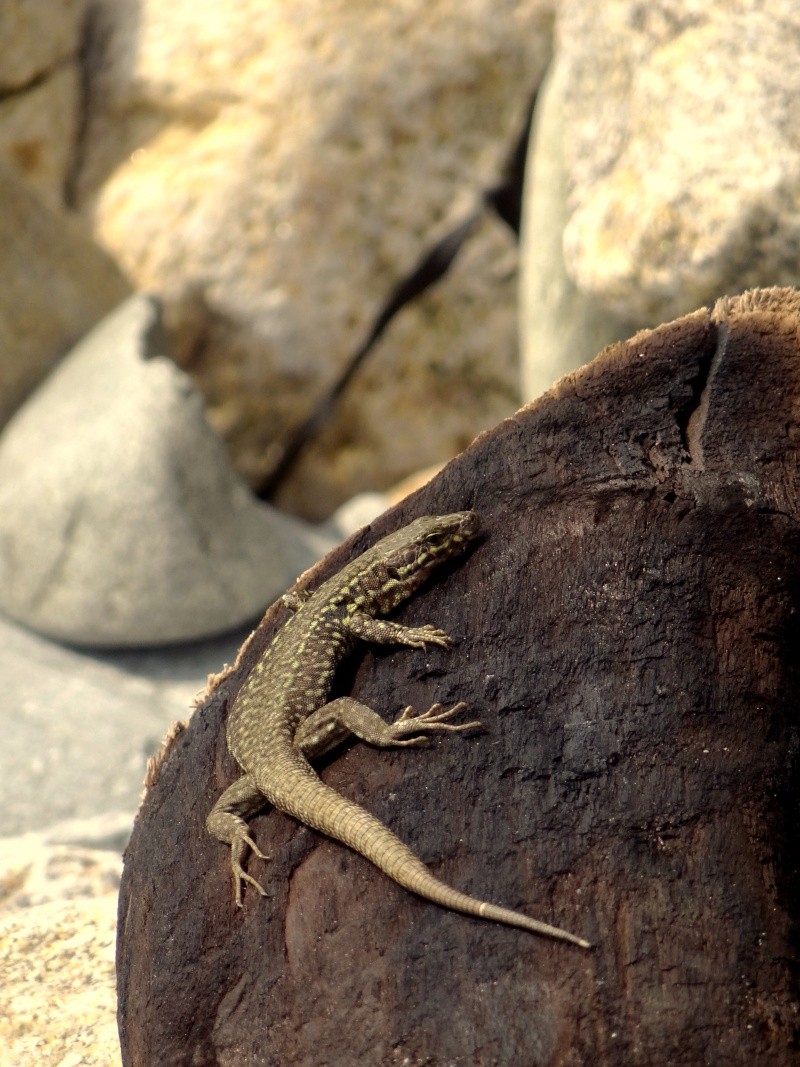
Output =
[{"x1": 455, "y1": 510, "x2": 480, "y2": 540}]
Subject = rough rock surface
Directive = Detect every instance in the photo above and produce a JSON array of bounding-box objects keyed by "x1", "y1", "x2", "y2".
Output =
[
  {"x1": 520, "y1": 0, "x2": 800, "y2": 398},
  {"x1": 0, "y1": 295, "x2": 334, "y2": 647},
  {"x1": 0, "y1": 817, "x2": 124, "y2": 1067},
  {"x1": 0, "y1": 159, "x2": 131, "y2": 430},
  {"x1": 118, "y1": 289, "x2": 800, "y2": 1065},
  {"x1": 74, "y1": 0, "x2": 553, "y2": 515}
]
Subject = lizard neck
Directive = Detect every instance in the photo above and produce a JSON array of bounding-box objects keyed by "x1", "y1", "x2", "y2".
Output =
[{"x1": 307, "y1": 510, "x2": 481, "y2": 618}]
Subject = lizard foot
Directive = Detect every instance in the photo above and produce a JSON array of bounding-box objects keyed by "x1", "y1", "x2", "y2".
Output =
[
  {"x1": 388, "y1": 702, "x2": 484, "y2": 745},
  {"x1": 231, "y1": 832, "x2": 271, "y2": 907},
  {"x1": 399, "y1": 624, "x2": 454, "y2": 650}
]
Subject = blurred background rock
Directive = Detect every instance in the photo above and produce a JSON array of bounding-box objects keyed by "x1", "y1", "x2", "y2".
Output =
[
  {"x1": 56, "y1": 0, "x2": 553, "y2": 519},
  {"x1": 4, "y1": 1, "x2": 796, "y2": 530}
]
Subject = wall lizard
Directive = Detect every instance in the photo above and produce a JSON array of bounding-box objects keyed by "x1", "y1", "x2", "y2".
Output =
[{"x1": 207, "y1": 511, "x2": 590, "y2": 948}]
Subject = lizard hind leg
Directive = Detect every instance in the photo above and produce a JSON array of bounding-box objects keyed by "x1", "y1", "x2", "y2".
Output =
[
  {"x1": 294, "y1": 696, "x2": 483, "y2": 761},
  {"x1": 206, "y1": 773, "x2": 271, "y2": 906}
]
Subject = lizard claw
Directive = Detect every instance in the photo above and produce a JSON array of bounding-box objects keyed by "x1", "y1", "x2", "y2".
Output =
[
  {"x1": 233, "y1": 868, "x2": 269, "y2": 907},
  {"x1": 231, "y1": 832, "x2": 271, "y2": 906},
  {"x1": 244, "y1": 833, "x2": 270, "y2": 862}
]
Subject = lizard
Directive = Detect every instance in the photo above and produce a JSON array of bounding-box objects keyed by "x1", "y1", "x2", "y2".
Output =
[{"x1": 206, "y1": 510, "x2": 590, "y2": 949}]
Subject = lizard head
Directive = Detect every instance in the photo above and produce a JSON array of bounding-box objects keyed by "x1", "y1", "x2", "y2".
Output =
[{"x1": 367, "y1": 510, "x2": 480, "y2": 610}]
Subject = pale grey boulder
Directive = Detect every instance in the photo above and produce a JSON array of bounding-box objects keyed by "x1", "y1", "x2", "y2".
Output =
[
  {"x1": 519, "y1": 60, "x2": 639, "y2": 400},
  {"x1": 0, "y1": 295, "x2": 334, "y2": 647}
]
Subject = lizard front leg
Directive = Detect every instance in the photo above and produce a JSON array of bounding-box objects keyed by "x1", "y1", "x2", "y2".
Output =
[{"x1": 294, "y1": 697, "x2": 483, "y2": 760}]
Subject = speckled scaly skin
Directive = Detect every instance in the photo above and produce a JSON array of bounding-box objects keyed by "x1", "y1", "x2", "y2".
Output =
[{"x1": 206, "y1": 511, "x2": 590, "y2": 948}]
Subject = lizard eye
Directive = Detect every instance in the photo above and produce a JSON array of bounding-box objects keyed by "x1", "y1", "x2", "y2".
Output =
[{"x1": 422, "y1": 534, "x2": 447, "y2": 553}]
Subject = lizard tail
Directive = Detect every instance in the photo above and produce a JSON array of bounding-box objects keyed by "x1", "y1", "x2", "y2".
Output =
[{"x1": 259, "y1": 759, "x2": 591, "y2": 949}]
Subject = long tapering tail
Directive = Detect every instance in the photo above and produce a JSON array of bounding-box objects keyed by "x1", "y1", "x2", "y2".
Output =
[{"x1": 257, "y1": 756, "x2": 591, "y2": 949}]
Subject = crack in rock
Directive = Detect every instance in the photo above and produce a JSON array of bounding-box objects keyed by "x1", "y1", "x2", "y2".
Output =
[{"x1": 680, "y1": 319, "x2": 729, "y2": 468}]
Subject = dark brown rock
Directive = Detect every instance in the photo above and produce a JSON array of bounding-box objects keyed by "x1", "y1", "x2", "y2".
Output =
[{"x1": 117, "y1": 288, "x2": 800, "y2": 1066}]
